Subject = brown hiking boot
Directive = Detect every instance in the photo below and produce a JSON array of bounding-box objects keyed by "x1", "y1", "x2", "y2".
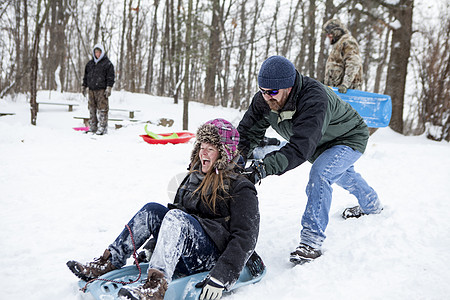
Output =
[
  {"x1": 66, "y1": 249, "x2": 117, "y2": 281},
  {"x1": 118, "y1": 268, "x2": 168, "y2": 300},
  {"x1": 290, "y1": 244, "x2": 322, "y2": 265}
]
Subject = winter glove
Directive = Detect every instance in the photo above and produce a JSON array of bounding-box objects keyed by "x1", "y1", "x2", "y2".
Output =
[
  {"x1": 236, "y1": 154, "x2": 246, "y2": 171},
  {"x1": 195, "y1": 277, "x2": 224, "y2": 300},
  {"x1": 135, "y1": 237, "x2": 156, "y2": 264},
  {"x1": 337, "y1": 84, "x2": 348, "y2": 94},
  {"x1": 104, "y1": 86, "x2": 112, "y2": 98},
  {"x1": 243, "y1": 160, "x2": 266, "y2": 185},
  {"x1": 259, "y1": 137, "x2": 281, "y2": 147},
  {"x1": 82, "y1": 86, "x2": 88, "y2": 97},
  {"x1": 245, "y1": 251, "x2": 266, "y2": 277}
]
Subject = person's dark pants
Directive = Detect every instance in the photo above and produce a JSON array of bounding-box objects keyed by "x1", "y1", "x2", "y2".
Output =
[{"x1": 88, "y1": 89, "x2": 109, "y2": 132}]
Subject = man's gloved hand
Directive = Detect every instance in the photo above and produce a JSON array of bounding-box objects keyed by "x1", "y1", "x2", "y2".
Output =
[
  {"x1": 338, "y1": 84, "x2": 348, "y2": 94},
  {"x1": 82, "y1": 86, "x2": 88, "y2": 97},
  {"x1": 243, "y1": 160, "x2": 266, "y2": 185},
  {"x1": 195, "y1": 276, "x2": 224, "y2": 300},
  {"x1": 104, "y1": 86, "x2": 112, "y2": 97},
  {"x1": 259, "y1": 137, "x2": 281, "y2": 147}
]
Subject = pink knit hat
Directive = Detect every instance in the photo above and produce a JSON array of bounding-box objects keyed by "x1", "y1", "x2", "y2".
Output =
[{"x1": 191, "y1": 118, "x2": 240, "y2": 170}]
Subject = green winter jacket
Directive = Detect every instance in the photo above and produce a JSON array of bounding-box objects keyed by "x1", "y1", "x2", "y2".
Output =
[{"x1": 237, "y1": 72, "x2": 369, "y2": 175}]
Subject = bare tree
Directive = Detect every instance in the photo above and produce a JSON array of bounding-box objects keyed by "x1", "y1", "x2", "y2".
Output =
[
  {"x1": 416, "y1": 10, "x2": 450, "y2": 141},
  {"x1": 382, "y1": 0, "x2": 414, "y2": 134},
  {"x1": 30, "y1": 0, "x2": 51, "y2": 125},
  {"x1": 232, "y1": 0, "x2": 247, "y2": 108},
  {"x1": 183, "y1": 0, "x2": 193, "y2": 130},
  {"x1": 145, "y1": 0, "x2": 160, "y2": 94},
  {"x1": 204, "y1": 0, "x2": 222, "y2": 106},
  {"x1": 93, "y1": 0, "x2": 104, "y2": 44},
  {"x1": 306, "y1": 0, "x2": 316, "y2": 77}
]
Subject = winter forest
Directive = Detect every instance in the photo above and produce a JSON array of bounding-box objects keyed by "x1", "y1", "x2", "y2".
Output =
[{"x1": 0, "y1": 0, "x2": 449, "y2": 140}]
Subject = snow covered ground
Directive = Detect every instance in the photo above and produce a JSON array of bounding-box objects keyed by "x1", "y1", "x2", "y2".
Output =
[{"x1": 1, "y1": 91, "x2": 449, "y2": 300}]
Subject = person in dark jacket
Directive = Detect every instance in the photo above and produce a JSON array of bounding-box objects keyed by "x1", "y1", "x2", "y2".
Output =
[
  {"x1": 67, "y1": 118, "x2": 261, "y2": 300},
  {"x1": 82, "y1": 44, "x2": 115, "y2": 135},
  {"x1": 238, "y1": 56, "x2": 382, "y2": 265}
]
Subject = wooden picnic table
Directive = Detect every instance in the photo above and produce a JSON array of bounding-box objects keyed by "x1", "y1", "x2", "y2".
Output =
[
  {"x1": 36, "y1": 101, "x2": 79, "y2": 112},
  {"x1": 109, "y1": 108, "x2": 141, "y2": 119},
  {"x1": 73, "y1": 116, "x2": 140, "y2": 127},
  {"x1": 0, "y1": 112, "x2": 16, "y2": 117}
]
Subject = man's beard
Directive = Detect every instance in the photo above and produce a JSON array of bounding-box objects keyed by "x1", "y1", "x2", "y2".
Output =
[{"x1": 266, "y1": 98, "x2": 282, "y2": 111}]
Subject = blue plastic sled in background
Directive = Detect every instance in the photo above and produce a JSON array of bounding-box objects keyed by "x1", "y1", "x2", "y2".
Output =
[
  {"x1": 331, "y1": 87, "x2": 392, "y2": 128},
  {"x1": 78, "y1": 263, "x2": 266, "y2": 300}
]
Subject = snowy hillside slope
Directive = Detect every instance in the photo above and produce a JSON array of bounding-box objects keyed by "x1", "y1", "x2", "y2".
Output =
[{"x1": 0, "y1": 91, "x2": 449, "y2": 299}]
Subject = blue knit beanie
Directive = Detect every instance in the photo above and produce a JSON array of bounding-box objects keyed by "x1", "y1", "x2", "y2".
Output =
[{"x1": 258, "y1": 56, "x2": 296, "y2": 89}]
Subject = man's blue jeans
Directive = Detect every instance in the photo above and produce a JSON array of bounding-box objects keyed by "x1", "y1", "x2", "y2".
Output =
[{"x1": 300, "y1": 145, "x2": 382, "y2": 249}]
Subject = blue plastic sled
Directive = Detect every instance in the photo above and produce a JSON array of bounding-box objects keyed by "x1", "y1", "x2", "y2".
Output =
[
  {"x1": 331, "y1": 87, "x2": 392, "y2": 128},
  {"x1": 78, "y1": 263, "x2": 266, "y2": 300}
]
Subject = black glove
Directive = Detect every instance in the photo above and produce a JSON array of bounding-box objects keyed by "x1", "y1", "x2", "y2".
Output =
[
  {"x1": 135, "y1": 237, "x2": 156, "y2": 264},
  {"x1": 259, "y1": 137, "x2": 281, "y2": 147},
  {"x1": 246, "y1": 251, "x2": 265, "y2": 277},
  {"x1": 338, "y1": 84, "x2": 348, "y2": 94},
  {"x1": 82, "y1": 86, "x2": 88, "y2": 97},
  {"x1": 243, "y1": 160, "x2": 266, "y2": 185},
  {"x1": 236, "y1": 154, "x2": 246, "y2": 171},
  {"x1": 195, "y1": 276, "x2": 224, "y2": 300}
]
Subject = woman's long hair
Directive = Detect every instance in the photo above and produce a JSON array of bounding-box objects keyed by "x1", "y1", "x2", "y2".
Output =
[{"x1": 189, "y1": 155, "x2": 231, "y2": 213}]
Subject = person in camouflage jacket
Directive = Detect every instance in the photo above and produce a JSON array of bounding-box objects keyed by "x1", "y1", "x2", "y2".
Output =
[{"x1": 323, "y1": 19, "x2": 363, "y2": 93}]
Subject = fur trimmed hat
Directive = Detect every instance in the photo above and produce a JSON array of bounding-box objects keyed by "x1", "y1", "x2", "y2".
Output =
[{"x1": 191, "y1": 118, "x2": 240, "y2": 170}]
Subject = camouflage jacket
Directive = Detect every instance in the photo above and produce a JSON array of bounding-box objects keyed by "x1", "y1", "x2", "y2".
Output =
[{"x1": 324, "y1": 21, "x2": 363, "y2": 90}]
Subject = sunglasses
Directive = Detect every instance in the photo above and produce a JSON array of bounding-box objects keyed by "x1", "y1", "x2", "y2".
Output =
[{"x1": 259, "y1": 87, "x2": 279, "y2": 96}]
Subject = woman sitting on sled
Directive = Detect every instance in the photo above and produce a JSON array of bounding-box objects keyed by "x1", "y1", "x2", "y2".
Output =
[{"x1": 67, "y1": 118, "x2": 261, "y2": 300}]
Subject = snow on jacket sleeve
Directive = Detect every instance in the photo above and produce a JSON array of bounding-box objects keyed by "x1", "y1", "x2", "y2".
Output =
[{"x1": 207, "y1": 177, "x2": 259, "y2": 290}]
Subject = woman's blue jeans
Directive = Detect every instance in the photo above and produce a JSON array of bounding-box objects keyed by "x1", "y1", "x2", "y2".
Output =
[
  {"x1": 108, "y1": 203, "x2": 220, "y2": 281},
  {"x1": 300, "y1": 145, "x2": 382, "y2": 249}
]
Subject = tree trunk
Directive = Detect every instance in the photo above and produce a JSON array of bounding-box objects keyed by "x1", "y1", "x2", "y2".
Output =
[
  {"x1": 183, "y1": 0, "x2": 193, "y2": 130},
  {"x1": 117, "y1": 0, "x2": 127, "y2": 91},
  {"x1": 384, "y1": 0, "x2": 414, "y2": 134},
  {"x1": 316, "y1": 0, "x2": 334, "y2": 82},
  {"x1": 145, "y1": 0, "x2": 160, "y2": 94},
  {"x1": 281, "y1": 1, "x2": 301, "y2": 57},
  {"x1": 130, "y1": 0, "x2": 140, "y2": 92},
  {"x1": 232, "y1": 0, "x2": 247, "y2": 108},
  {"x1": 373, "y1": 27, "x2": 390, "y2": 93},
  {"x1": 173, "y1": 0, "x2": 183, "y2": 104},
  {"x1": 30, "y1": 0, "x2": 51, "y2": 125},
  {"x1": 14, "y1": 1, "x2": 22, "y2": 93},
  {"x1": 245, "y1": 0, "x2": 264, "y2": 109},
  {"x1": 204, "y1": 0, "x2": 221, "y2": 106},
  {"x1": 22, "y1": 0, "x2": 30, "y2": 91},
  {"x1": 306, "y1": 0, "x2": 316, "y2": 78},
  {"x1": 159, "y1": 0, "x2": 170, "y2": 96},
  {"x1": 93, "y1": 0, "x2": 103, "y2": 45}
]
